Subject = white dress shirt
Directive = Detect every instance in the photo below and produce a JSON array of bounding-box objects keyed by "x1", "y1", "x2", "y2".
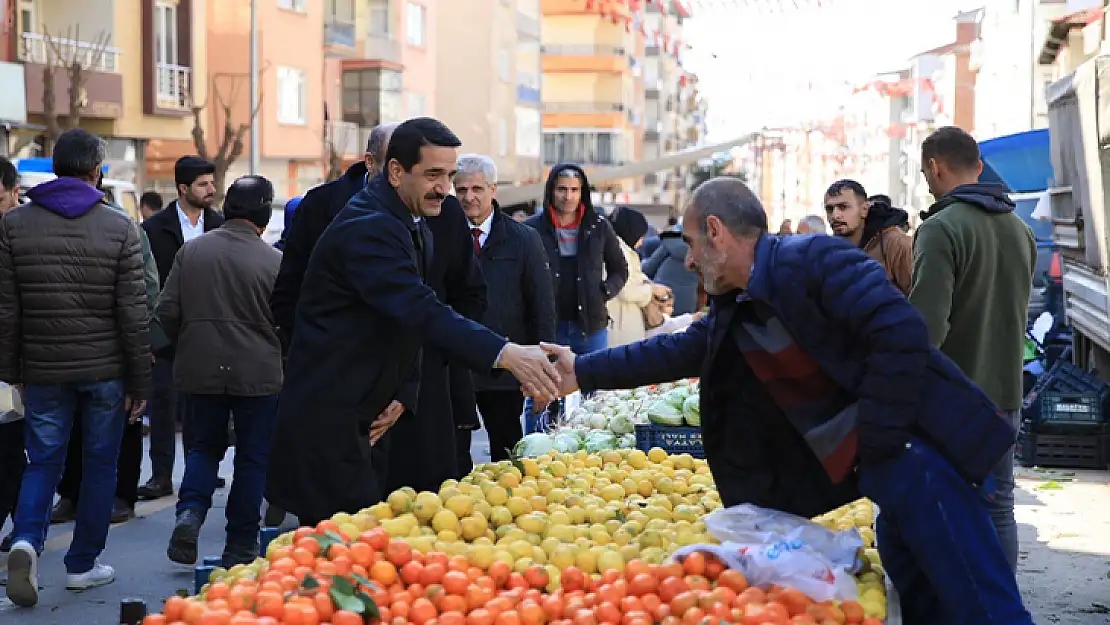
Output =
[
  {"x1": 176, "y1": 202, "x2": 205, "y2": 242},
  {"x1": 471, "y1": 209, "x2": 494, "y2": 248}
]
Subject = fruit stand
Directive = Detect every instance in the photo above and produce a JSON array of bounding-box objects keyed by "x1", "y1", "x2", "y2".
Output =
[{"x1": 136, "y1": 384, "x2": 901, "y2": 625}]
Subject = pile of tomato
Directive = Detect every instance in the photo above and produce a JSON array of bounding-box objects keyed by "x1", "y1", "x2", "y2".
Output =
[{"x1": 141, "y1": 522, "x2": 882, "y2": 625}]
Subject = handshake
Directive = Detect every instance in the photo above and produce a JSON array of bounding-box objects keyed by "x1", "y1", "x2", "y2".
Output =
[{"x1": 496, "y1": 342, "x2": 580, "y2": 406}]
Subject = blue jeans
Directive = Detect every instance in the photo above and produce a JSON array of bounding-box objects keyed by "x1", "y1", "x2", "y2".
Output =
[
  {"x1": 13, "y1": 380, "x2": 126, "y2": 574},
  {"x1": 177, "y1": 394, "x2": 279, "y2": 546},
  {"x1": 860, "y1": 439, "x2": 1033, "y2": 625},
  {"x1": 986, "y1": 409, "x2": 1019, "y2": 573},
  {"x1": 524, "y1": 322, "x2": 608, "y2": 433}
]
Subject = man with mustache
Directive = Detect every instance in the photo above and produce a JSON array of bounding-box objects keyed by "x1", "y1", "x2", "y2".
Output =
[
  {"x1": 541, "y1": 177, "x2": 1034, "y2": 625},
  {"x1": 266, "y1": 118, "x2": 559, "y2": 525},
  {"x1": 824, "y1": 179, "x2": 912, "y2": 295},
  {"x1": 137, "y1": 156, "x2": 224, "y2": 502}
]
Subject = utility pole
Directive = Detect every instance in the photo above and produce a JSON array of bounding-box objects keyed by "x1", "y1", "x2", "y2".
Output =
[{"x1": 249, "y1": 0, "x2": 259, "y2": 175}]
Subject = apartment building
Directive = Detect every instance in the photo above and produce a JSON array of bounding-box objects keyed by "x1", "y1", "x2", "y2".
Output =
[
  {"x1": 146, "y1": 0, "x2": 325, "y2": 198},
  {"x1": 641, "y1": 2, "x2": 687, "y2": 204},
  {"x1": 540, "y1": 0, "x2": 645, "y2": 195},
  {"x1": 2, "y1": 0, "x2": 207, "y2": 177},
  {"x1": 436, "y1": 0, "x2": 543, "y2": 185}
]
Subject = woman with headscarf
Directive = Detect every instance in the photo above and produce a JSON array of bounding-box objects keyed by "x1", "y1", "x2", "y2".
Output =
[{"x1": 605, "y1": 207, "x2": 671, "y2": 347}]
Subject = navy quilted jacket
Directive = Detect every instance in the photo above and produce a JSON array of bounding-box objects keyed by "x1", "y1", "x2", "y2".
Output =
[{"x1": 576, "y1": 233, "x2": 1015, "y2": 515}]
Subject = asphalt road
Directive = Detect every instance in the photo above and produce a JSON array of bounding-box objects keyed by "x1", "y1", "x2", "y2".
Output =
[{"x1": 0, "y1": 430, "x2": 497, "y2": 624}]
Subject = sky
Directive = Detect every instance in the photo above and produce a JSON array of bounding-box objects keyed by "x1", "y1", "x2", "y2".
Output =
[{"x1": 681, "y1": 0, "x2": 979, "y2": 141}]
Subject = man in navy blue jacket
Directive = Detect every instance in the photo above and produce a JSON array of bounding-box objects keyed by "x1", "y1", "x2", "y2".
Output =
[{"x1": 542, "y1": 177, "x2": 1033, "y2": 625}]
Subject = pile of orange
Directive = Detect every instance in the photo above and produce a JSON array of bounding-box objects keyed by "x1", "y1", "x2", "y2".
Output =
[{"x1": 141, "y1": 521, "x2": 883, "y2": 625}]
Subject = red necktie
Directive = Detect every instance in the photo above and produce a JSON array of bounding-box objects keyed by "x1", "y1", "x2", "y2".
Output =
[{"x1": 471, "y1": 228, "x2": 482, "y2": 254}]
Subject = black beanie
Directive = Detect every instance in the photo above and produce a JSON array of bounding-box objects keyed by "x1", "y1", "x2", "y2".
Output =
[
  {"x1": 608, "y1": 206, "x2": 649, "y2": 249},
  {"x1": 223, "y1": 175, "x2": 274, "y2": 229}
]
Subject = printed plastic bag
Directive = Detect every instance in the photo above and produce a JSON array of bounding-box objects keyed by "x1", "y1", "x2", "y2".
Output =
[
  {"x1": 703, "y1": 504, "x2": 865, "y2": 573},
  {"x1": 671, "y1": 541, "x2": 859, "y2": 602}
]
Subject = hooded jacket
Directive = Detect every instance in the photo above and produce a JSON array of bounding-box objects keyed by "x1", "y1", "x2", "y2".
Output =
[
  {"x1": 909, "y1": 182, "x2": 1036, "y2": 410},
  {"x1": 525, "y1": 164, "x2": 628, "y2": 334},
  {"x1": 0, "y1": 178, "x2": 152, "y2": 397},
  {"x1": 859, "y1": 198, "x2": 912, "y2": 296}
]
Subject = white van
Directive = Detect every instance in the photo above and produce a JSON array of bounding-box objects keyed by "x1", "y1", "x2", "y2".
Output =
[{"x1": 16, "y1": 170, "x2": 142, "y2": 223}]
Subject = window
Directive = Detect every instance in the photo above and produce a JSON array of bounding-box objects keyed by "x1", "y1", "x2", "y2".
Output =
[
  {"x1": 408, "y1": 92, "x2": 426, "y2": 118},
  {"x1": 405, "y1": 2, "x2": 425, "y2": 47},
  {"x1": 515, "y1": 107, "x2": 540, "y2": 158},
  {"x1": 327, "y1": 0, "x2": 355, "y2": 23},
  {"x1": 499, "y1": 47, "x2": 511, "y2": 82},
  {"x1": 154, "y1": 1, "x2": 178, "y2": 66},
  {"x1": 342, "y1": 69, "x2": 403, "y2": 126},
  {"x1": 277, "y1": 66, "x2": 307, "y2": 125},
  {"x1": 369, "y1": 0, "x2": 391, "y2": 36},
  {"x1": 542, "y1": 132, "x2": 620, "y2": 166},
  {"x1": 278, "y1": 0, "x2": 306, "y2": 11},
  {"x1": 18, "y1": 0, "x2": 34, "y2": 35},
  {"x1": 498, "y1": 119, "x2": 509, "y2": 156}
]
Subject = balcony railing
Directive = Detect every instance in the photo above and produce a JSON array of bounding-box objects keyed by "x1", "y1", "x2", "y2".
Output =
[
  {"x1": 645, "y1": 130, "x2": 660, "y2": 142},
  {"x1": 325, "y1": 20, "x2": 356, "y2": 48},
  {"x1": 646, "y1": 88, "x2": 660, "y2": 100},
  {"x1": 544, "y1": 102, "x2": 624, "y2": 113},
  {"x1": 516, "y1": 11, "x2": 541, "y2": 40},
  {"x1": 156, "y1": 63, "x2": 191, "y2": 110},
  {"x1": 22, "y1": 32, "x2": 121, "y2": 72},
  {"x1": 541, "y1": 44, "x2": 625, "y2": 56},
  {"x1": 365, "y1": 35, "x2": 402, "y2": 64}
]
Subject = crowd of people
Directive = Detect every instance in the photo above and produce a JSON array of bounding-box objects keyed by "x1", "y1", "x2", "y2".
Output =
[{"x1": 0, "y1": 118, "x2": 1039, "y2": 624}]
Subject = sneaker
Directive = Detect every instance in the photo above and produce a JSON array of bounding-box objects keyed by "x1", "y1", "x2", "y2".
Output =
[
  {"x1": 6, "y1": 540, "x2": 39, "y2": 607},
  {"x1": 110, "y1": 498, "x2": 135, "y2": 524},
  {"x1": 221, "y1": 542, "x2": 258, "y2": 569},
  {"x1": 51, "y1": 498, "x2": 77, "y2": 524},
  {"x1": 167, "y1": 508, "x2": 205, "y2": 565},
  {"x1": 136, "y1": 476, "x2": 173, "y2": 501},
  {"x1": 262, "y1": 503, "x2": 286, "y2": 528},
  {"x1": 65, "y1": 560, "x2": 115, "y2": 591}
]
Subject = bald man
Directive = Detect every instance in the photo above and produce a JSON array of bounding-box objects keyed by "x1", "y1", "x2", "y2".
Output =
[{"x1": 542, "y1": 179, "x2": 1034, "y2": 625}]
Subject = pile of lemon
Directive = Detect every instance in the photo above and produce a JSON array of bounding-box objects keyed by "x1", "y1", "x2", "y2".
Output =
[
  {"x1": 309, "y1": 448, "x2": 721, "y2": 578},
  {"x1": 813, "y1": 498, "x2": 887, "y2": 621}
]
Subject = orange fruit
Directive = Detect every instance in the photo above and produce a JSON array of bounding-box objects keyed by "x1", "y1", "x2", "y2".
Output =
[
  {"x1": 441, "y1": 611, "x2": 468, "y2": 625},
  {"x1": 839, "y1": 601, "x2": 865, "y2": 624},
  {"x1": 141, "y1": 616, "x2": 168, "y2": 625},
  {"x1": 468, "y1": 608, "x2": 495, "y2": 625},
  {"x1": 443, "y1": 571, "x2": 470, "y2": 596},
  {"x1": 332, "y1": 611, "x2": 363, "y2": 625},
  {"x1": 488, "y1": 561, "x2": 512, "y2": 588},
  {"x1": 371, "y1": 560, "x2": 399, "y2": 586},
  {"x1": 386, "y1": 541, "x2": 414, "y2": 567},
  {"x1": 421, "y1": 562, "x2": 447, "y2": 586},
  {"x1": 402, "y1": 561, "x2": 426, "y2": 585},
  {"x1": 681, "y1": 553, "x2": 706, "y2": 577},
  {"x1": 360, "y1": 528, "x2": 390, "y2": 551},
  {"x1": 523, "y1": 566, "x2": 549, "y2": 590},
  {"x1": 163, "y1": 596, "x2": 188, "y2": 621},
  {"x1": 411, "y1": 597, "x2": 439, "y2": 625}
]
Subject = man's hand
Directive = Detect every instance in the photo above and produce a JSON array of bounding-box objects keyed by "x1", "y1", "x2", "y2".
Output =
[
  {"x1": 540, "y1": 343, "x2": 580, "y2": 397},
  {"x1": 124, "y1": 395, "x2": 147, "y2": 423},
  {"x1": 370, "y1": 400, "x2": 405, "y2": 445},
  {"x1": 651, "y1": 284, "x2": 673, "y2": 300},
  {"x1": 496, "y1": 343, "x2": 561, "y2": 405}
]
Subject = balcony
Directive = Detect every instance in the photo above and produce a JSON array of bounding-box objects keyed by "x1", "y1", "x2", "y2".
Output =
[
  {"x1": 517, "y1": 84, "x2": 541, "y2": 105},
  {"x1": 364, "y1": 35, "x2": 402, "y2": 65},
  {"x1": 644, "y1": 173, "x2": 658, "y2": 185},
  {"x1": 516, "y1": 11, "x2": 541, "y2": 40},
  {"x1": 646, "y1": 88, "x2": 660, "y2": 100},
  {"x1": 21, "y1": 32, "x2": 124, "y2": 119},
  {"x1": 22, "y1": 32, "x2": 121, "y2": 73},
  {"x1": 544, "y1": 102, "x2": 624, "y2": 113},
  {"x1": 542, "y1": 45, "x2": 629, "y2": 73},
  {"x1": 325, "y1": 20, "x2": 357, "y2": 49},
  {"x1": 645, "y1": 129, "x2": 660, "y2": 142},
  {"x1": 155, "y1": 63, "x2": 191, "y2": 111}
]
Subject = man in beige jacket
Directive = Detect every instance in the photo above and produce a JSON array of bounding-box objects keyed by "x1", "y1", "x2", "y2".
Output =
[{"x1": 824, "y1": 180, "x2": 913, "y2": 295}]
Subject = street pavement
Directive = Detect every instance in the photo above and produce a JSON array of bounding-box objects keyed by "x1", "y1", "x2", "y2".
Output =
[{"x1": 0, "y1": 430, "x2": 497, "y2": 624}]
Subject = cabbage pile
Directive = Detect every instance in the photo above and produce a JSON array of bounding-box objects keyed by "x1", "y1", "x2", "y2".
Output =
[
  {"x1": 562, "y1": 380, "x2": 700, "y2": 433},
  {"x1": 511, "y1": 429, "x2": 637, "y2": 457}
]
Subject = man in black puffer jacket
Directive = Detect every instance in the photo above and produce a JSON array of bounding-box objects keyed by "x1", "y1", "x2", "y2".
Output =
[{"x1": 0, "y1": 129, "x2": 151, "y2": 606}]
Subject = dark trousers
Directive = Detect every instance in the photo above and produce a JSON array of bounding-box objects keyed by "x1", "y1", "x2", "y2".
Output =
[
  {"x1": 861, "y1": 439, "x2": 1034, "y2": 625},
  {"x1": 476, "y1": 390, "x2": 524, "y2": 462},
  {"x1": 0, "y1": 420, "x2": 26, "y2": 524},
  {"x1": 57, "y1": 412, "x2": 142, "y2": 506},
  {"x1": 177, "y1": 393, "x2": 278, "y2": 546},
  {"x1": 148, "y1": 357, "x2": 183, "y2": 479}
]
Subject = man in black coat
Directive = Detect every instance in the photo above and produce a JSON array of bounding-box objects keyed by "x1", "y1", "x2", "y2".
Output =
[
  {"x1": 264, "y1": 118, "x2": 561, "y2": 526},
  {"x1": 453, "y1": 154, "x2": 555, "y2": 473},
  {"x1": 138, "y1": 156, "x2": 224, "y2": 500},
  {"x1": 270, "y1": 123, "x2": 398, "y2": 344}
]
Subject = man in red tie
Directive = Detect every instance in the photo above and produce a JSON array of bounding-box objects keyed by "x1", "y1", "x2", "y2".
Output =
[{"x1": 453, "y1": 155, "x2": 555, "y2": 472}]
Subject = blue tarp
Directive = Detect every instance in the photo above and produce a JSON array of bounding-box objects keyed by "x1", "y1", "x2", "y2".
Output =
[
  {"x1": 978, "y1": 129, "x2": 1052, "y2": 193},
  {"x1": 15, "y1": 157, "x2": 110, "y2": 174}
]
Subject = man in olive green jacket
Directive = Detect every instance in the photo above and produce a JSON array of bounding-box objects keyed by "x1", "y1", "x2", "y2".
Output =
[
  {"x1": 909, "y1": 126, "x2": 1036, "y2": 574},
  {"x1": 52, "y1": 198, "x2": 169, "y2": 524}
]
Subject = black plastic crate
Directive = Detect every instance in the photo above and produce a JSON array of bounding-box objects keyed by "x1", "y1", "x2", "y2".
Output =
[
  {"x1": 1023, "y1": 362, "x2": 1109, "y2": 427},
  {"x1": 634, "y1": 423, "x2": 705, "y2": 459},
  {"x1": 1017, "y1": 430, "x2": 1108, "y2": 470}
]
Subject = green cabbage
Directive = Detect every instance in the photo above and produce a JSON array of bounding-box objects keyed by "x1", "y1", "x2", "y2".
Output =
[
  {"x1": 664, "y1": 389, "x2": 689, "y2": 409},
  {"x1": 512, "y1": 433, "x2": 555, "y2": 457},
  {"x1": 584, "y1": 431, "x2": 619, "y2": 453},
  {"x1": 682, "y1": 395, "x2": 701, "y2": 427},
  {"x1": 552, "y1": 432, "x2": 581, "y2": 453},
  {"x1": 646, "y1": 400, "x2": 685, "y2": 426},
  {"x1": 618, "y1": 433, "x2": 638, "y2": 449},
  {"x1": 608, "y1": 414, "x2": 635, "y2": 435}
]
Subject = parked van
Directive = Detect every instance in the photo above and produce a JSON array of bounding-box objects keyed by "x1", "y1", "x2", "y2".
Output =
[{"x1": 13, "y1": 158, "x2": 142, "y2": 223}]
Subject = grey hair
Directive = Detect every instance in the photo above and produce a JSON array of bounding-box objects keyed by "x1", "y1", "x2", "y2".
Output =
[
  {"x1": 366, "y1": 122, "x2": 399, "y2": 160},
  {"x1": 456, "y1": 154, "x2": 498, "y2": 185},
  {"x1": 53, "y1": 128, "x2": 105, "y2": 179},
  {"x1": 799, "y1": 215, "x2": 828, "y2": 234},
  {"x1": 688, "y1": 177, "x2": 768, "y2": 239}
]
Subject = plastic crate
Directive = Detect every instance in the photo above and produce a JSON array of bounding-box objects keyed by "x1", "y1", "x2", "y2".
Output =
[
  {"x1": 1017, "y1": 430, "x2": 1109, "y2": 469},
  {"x1": 634, "y1": 423, "x2": 705, "y2": 459},
  {"x1": 1022, "y1": 361, "x2": 1109, "y2": 427}
]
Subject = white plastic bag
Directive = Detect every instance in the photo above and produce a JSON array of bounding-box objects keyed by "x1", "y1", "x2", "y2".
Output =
[
  {"x1": 671, "y1": 541, "x2": 859, "y2": 602},
  {"x1": 703, "y1": 504, "x2": 865, "y2": 573}
]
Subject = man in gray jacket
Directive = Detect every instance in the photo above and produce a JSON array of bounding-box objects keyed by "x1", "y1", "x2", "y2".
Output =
[
  {"x1": 157, "y1": 176, "x2": 283, "y2": 568},
  {"x1": 0, "y1": 129, "x2": 151, "y2": 607}
]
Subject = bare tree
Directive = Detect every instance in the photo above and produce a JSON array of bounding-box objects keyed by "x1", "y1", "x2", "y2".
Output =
[
  {"x1": 322, "y1": 104, "x2": 354, "y2": 182},
  {"x1": 40, "y1": 25, "x2": 111, "y2": 155},
  {"x1": 190, "y1": 75, "x2": 264, "y2": 203}
]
